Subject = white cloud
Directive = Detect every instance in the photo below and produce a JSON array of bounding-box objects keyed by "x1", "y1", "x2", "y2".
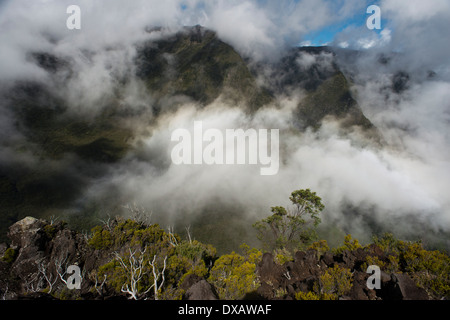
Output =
[
  {"x1": 382, "y1": 0, "x2": 450, "y2": 22},
  {"x1": 379, "y1": 0, "x2": 450, "y2": 76}
]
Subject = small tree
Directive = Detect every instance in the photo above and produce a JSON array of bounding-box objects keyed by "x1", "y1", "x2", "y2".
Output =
[{"x1": 253, "y1": 189, "x2": 324, "y2": 251}]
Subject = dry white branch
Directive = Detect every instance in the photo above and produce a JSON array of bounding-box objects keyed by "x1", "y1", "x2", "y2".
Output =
[
  {"x1": 283, "y1": 270, "x2": 291, "y2": 280},
  {"x1": 148, "y1": 255, "x2": 167, "y2": 300},
  {"x1": 55, "y1": 254, "x2": 69, "y2": 285},
  {"x1": 167, "y1": 226, "x2": 178, "y2": 247},
  {"x1": 98, "y1": 213, "x2": 113, "y2": 231},
  {"x1": 49, "y1": 215, "x2": 59, "y2": 225},
  {"x1": 123, "y1": 203, "x2": 152, "y2": 226},
  {"x1": 1, "y1": 284, "x2": 8, "y2": 300},
  {"x1": 36, "y1": 259, "x2": 58, "y2": 293},
  {"x1": 95, "y1": 274, "x2": 107, "y2": 296},
  {"x1": 185, "y1": 225, "x2": 193, "y2": 244},
  {"x1": 114, "y1": 247, "x2": 148, "y2": 300}
]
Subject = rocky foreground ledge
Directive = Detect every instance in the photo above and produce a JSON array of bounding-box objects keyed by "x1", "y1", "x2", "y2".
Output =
[{"x1": 0, "y1": 217, "x2": 447, "y2": 300}]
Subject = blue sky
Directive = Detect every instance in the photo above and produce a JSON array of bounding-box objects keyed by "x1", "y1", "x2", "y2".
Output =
[
  {"x1": 301, "y1": 6, "x2": 387, "y2": 46},
  {"x1": 0, "y1": 0, "x2": 386, "y2": 46}
]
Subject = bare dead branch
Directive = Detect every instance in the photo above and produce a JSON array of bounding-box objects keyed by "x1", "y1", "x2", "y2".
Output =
[
  {"x1": 148, "y1": 255, "x2": 167, "y2": 300},
  {"x1": 114, "y1": 246, "x2": 148, "y2": 300}
]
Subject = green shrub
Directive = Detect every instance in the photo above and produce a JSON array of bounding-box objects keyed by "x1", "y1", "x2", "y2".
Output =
[
  {"x1": 175, "y1": 240, "x2": 217, "y2": 265},
  {"x1": 274, "y1": 248, "x2": 293, "y2": 265},
  {"x1": 397, "y1": 241, "x2": 450, "y2": 298},
  {"x1": 43, "y1": 224, "x2": 58, "y2": 239},
  {"x1": 333, "y1": 234, "x2": 362, "y2": 254},
  {"x1": 295, "y1": 291, "x2": 321, "y2": 300},
  {"x1": 88, "y1": 226, "x2": 113, "y2": 249},
  {"x1": 2, "y1": 248, "x2": 17, "y2": 264},
  {"x1": 318, "y1": 264, "x2": 353, "y2": 299},
  {"x1": 369, "y1": 233, "x2": 449, "y2": 299},
  {"x1": 208, "y1": 245, "x2": 262, "y2": 300},
  {"x1": 308, "y1": 240, "x2": 330, "y2": 258},
  {"x1": 371, "y1": 233, "x2": 401, "y2": 254}
]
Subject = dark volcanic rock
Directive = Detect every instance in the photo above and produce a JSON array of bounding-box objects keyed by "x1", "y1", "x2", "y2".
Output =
[
  {"x1": 347, "y1": 271, "x2": 377, "y2": 300},
  {"x1": 257, "y1": 253, "x2": 285, "y2": 285},
  {"x1": 8, "y1": 216, "x2": 47, "y2": 250},
  {"x1": 184, "y1": 280, "x2": 218, "y2": 300},
  {"x1": 0, "y1": 217, "x2": 442, "y2": 301},
  {"x1": 291, "y1": 250, "x2": 321, "y2": 281},
  {"x1": 321, "y1": 251, "x2": 335, "y2": 267},
  {"x1": 8, "y1": 217, "x2": 48, "y2": 285},
  {"x1": 180, "y1": 273, "x2": 204, "y2": 292},
  {"x1": 2, "y1": 217, "x2": 95, "y2": 298},
  {"x1": 379, "y1": 273, "x2": 429, "y2": 300}
]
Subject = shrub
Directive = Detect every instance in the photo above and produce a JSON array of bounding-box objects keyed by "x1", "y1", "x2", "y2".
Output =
[
  {"x1": 175, "y1": 240, "x2": 217, "y2": 266},
  {"x1": 295, "y1": 291, "x2": 321, "y2": 300},
  {"x1": 397, "y1": 241, "x2": 450, "y2": 298},
  {"x1": 318, "y1": 264, "x2": 353, "y2": 299},
  {"x1": 2, "y1": 248, "x2": 17, "y2": 264},
  {"x1": 370, "y1": 233, "x2": 449, "y2": 299},
  {"x1": 308, "y1": 240, "x2": 330, "y2": 259},
  {"x1": 333, "y1": 234, "x2": 362, "y2": 254},
  {"x1": 208, "y1": 245, "x2": 262, "y2": 300},
  {"x1": 274, "y1": 248, "x2": 294, "y2": 265},
  {"x1": 43, "y1": 224, "x2": 58, "y2": 239},
  {"x1": 88, "y1": 226, "x2": 113, "y2": 249},
  {"x1": 372, "y1": 233, "x2": 400, "y2": 254}
]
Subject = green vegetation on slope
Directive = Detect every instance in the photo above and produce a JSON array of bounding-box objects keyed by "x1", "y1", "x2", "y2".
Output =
[
  {"x1": 1, "y1": 189, "x2": 449, "y2": 300},
  {"x1": 136, "y1": 26, "x2": 273, "y2": 112},
  {"x1": 297, "y1": 72, "x2": 373, "y2": 130}
]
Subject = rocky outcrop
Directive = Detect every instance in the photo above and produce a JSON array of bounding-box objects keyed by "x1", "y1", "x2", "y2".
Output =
[
  {"x1": 378, "y1": 273, "x2": 430, "y2": 300},
  {"x1": 255, "y1": 247, "x2": 430, "y2": 300},
  {"x1": 184, "y1": 280, "x2": 219, "y2": 300},
  {"x1": 180, "y1": 274, "x2": 219, "y2": 300},
  {"x1": 1, "y1": 216, "x2": 221, "y2": 300},
  {"x1": 0, "y1": 217, "x2": 109, "y2": 299},
  {"x1": 0, "y1": 217, "x2": 436, "y2": 300}
]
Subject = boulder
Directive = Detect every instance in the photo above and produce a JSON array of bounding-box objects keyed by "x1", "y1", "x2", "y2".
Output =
[
  {"x1": 257, "y1": 252, "x2": 285, "y2": 286},
  {"x1": 366, "y1": 244, "x2": 386, "y2": 259},
  {"x1": 180, "y1": 273, "x2": 203, "y2": 292},
  {"x1": 391, "y1": 274, "x2": 429, "y2": 300},
  {"x1": 0, "y1": 243, "x2": 7, "y2": 256},
  {"x1": 379, "y1": 273, "x2": 429, "y2": 300},
  {"x1": 184, "y1": 280, "x2": 218, "y2": 300},
  {"x1": 256, "y1": 282, "x2": 274, "y2": 300},
  {"x1": 291, "y1": 250, "x2": 321, "y2": 281},
  {"x1": 180, "y1": 274, "x2": 219, "y2": 300},
  {"x1": 321, "y1": 251, "x2": 334, "y2": 267},
  {"x1": 8, "y1": 217, "x2": 47, "y2": 250},
  {"x1": 348, "y1": 271, "x2": 373, "y2": 300}
]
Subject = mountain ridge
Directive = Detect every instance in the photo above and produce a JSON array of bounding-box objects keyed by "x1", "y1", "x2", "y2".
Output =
[{"x1": 0, "y1": 25, "x2": 381, "y2": 248}]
